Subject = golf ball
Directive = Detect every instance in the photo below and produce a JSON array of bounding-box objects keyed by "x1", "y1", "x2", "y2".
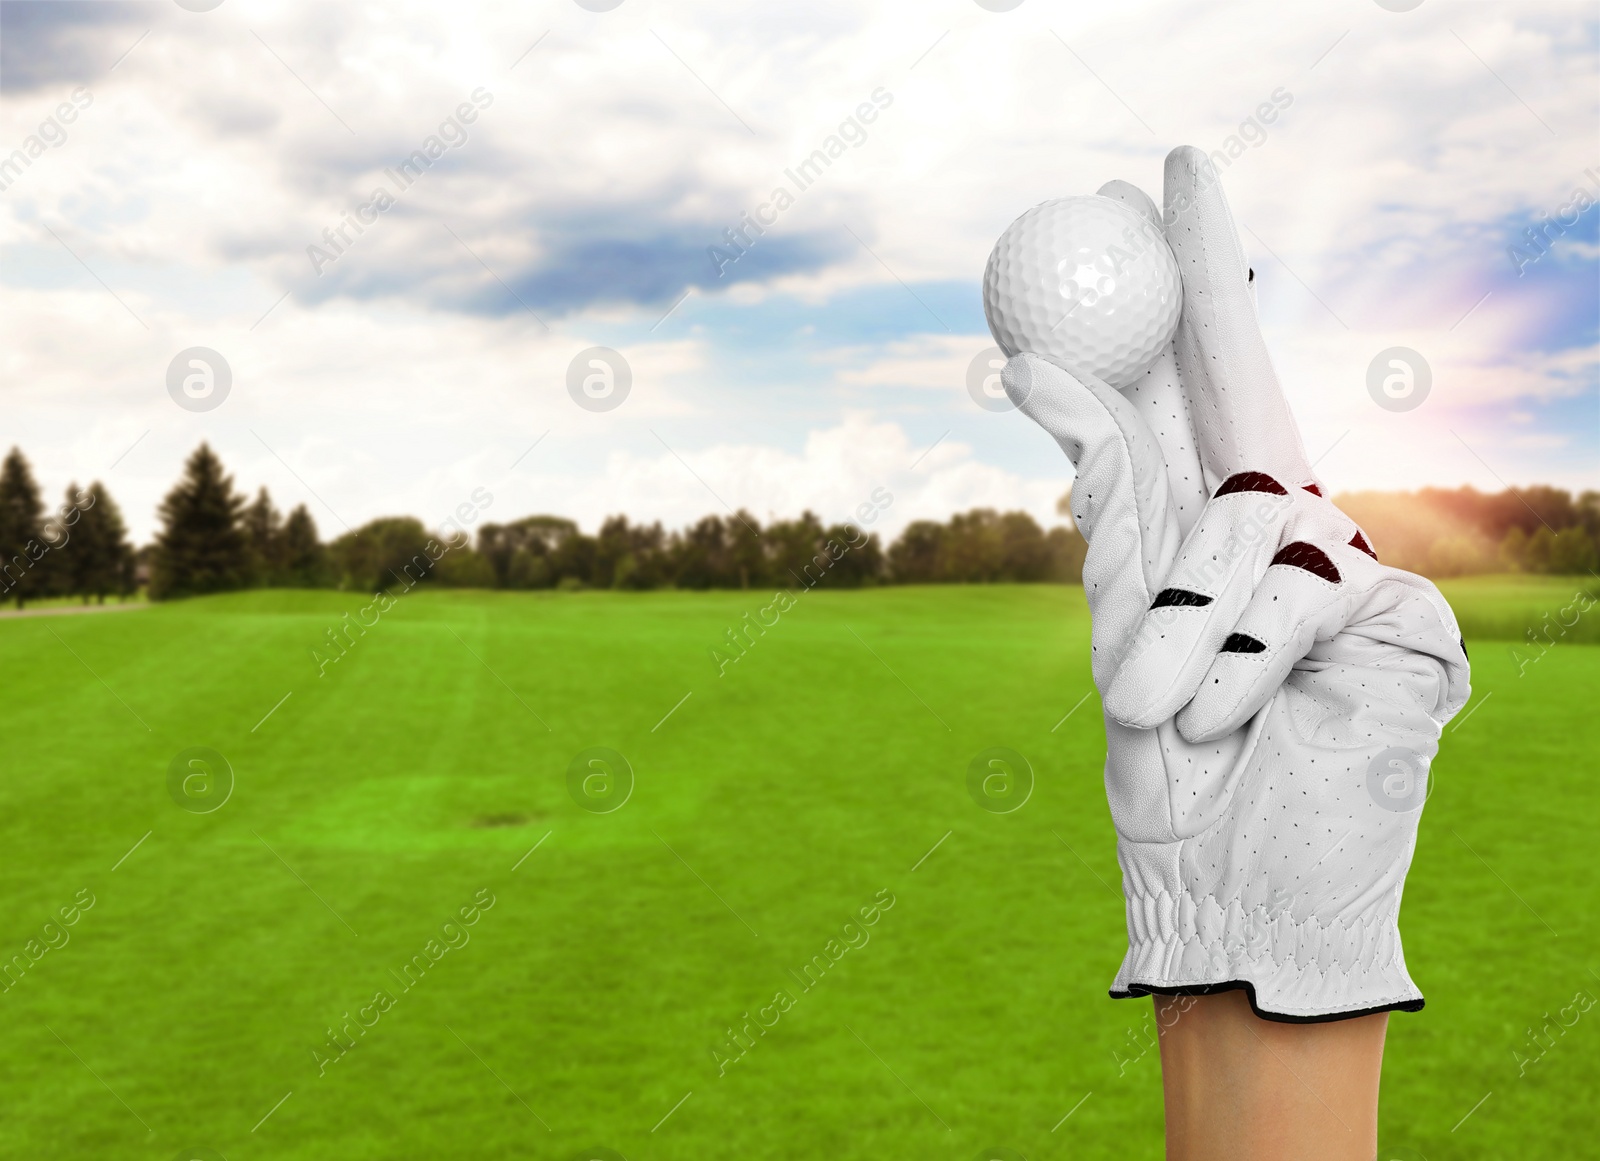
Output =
[{"x1": 982, "y1": 195, "x2": 1182, "y2": 390}]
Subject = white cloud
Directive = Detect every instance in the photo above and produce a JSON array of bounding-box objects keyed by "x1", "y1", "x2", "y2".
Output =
[
  {"x1": 504, "y1": 411, "x2": 1067, "y2": 540},
  {"x1": 833, "y1": 333, "x2": 988, "y2": 394}
]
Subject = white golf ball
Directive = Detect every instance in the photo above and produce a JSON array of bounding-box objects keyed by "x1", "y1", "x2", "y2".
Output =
[{"x1": 982, "y1": 195, "x2": 1182, "y2": 389}]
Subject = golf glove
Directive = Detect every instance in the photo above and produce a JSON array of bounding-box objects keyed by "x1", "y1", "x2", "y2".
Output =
[{"x1": 1004, "y1": 146, "x2": 1471, "y2": 1020}]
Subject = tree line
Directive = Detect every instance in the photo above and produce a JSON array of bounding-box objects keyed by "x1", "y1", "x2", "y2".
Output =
[
  {"x1": 1, "y1": 442, "x2": 1594, "y2": 607},
  {"x1": 1337, "y1": 485, "x2": 1599, "y2": 577}
]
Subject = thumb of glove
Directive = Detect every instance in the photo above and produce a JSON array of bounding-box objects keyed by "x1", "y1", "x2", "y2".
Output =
[{"x1": 1003, "y1": 353, "x2": 1182, "y2": 690}]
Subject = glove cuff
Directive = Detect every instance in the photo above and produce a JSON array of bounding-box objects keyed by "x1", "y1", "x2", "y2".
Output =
[{"x1": 1109, "y1": 867, "x2": 1425, "y2": 1023}]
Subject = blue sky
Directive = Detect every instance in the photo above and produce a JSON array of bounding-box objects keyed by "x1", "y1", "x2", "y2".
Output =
[{"x1": 1, "y1": 0, "x2": 1595, "y2": 542}]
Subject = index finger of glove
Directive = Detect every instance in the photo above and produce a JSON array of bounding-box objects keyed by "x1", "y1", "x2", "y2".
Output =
[
  {"x1": 1098, "y1": 178, "x2": 1208, "y2": 541},
  {"x1": 1162, "y1": 145, "x2": 1316, "y2": 492}
]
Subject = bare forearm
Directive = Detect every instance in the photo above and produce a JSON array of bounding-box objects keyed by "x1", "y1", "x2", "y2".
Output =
[{"x1": 1156, "y1": 990, "x2": 1388, "y2": 1161}]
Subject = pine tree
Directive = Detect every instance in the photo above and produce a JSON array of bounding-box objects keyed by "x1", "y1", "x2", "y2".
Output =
[
  {"x1": 149, "y1": 444, "x2": 251, "y2": 601},
  {"x1": 280, "y1": 504, "x2": 332, "y2": 587},
  {"x1": 62, "y1": 482, "x2": 100, "y2": 603},
  {"x1": 64, "y1": 482, "x2": 135, "y2": 603},
  {"x1": 243, "y1": 486, "x2": 284, "y2": 584},
  {"x1": 98, "y1": 483, "x2": 136, "y2": 601},
  {"x1": 34, "y1": 485, "x2": 77, "y2": 601},
  {"x1": 0, "y1": 448, "x2": 47, "y2": 607}
]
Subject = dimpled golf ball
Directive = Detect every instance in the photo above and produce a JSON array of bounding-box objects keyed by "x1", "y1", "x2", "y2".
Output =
[{"x1": 983, "y1": 194, "x2": 1182, "y2": 390}]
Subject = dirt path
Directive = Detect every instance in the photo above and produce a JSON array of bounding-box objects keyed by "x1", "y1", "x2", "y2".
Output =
[{"x1": 0, "y1": 602, "x2": 147, "y2": 621}]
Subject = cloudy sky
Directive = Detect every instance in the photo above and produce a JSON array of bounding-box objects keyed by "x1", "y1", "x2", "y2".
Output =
[{"x1": 1, "y1": 0, "x2": 1595, "y2": 543}]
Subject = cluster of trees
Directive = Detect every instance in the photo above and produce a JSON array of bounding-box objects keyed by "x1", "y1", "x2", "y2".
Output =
[
  {"x1": 4, "y1": 442, "x2": 1595, "y2": 608},
  {"x1": 1336, "y1": 485, "x2": 1600, "y2": 578},
  {"x1": 471, "y1": 510, "x2": 895, "y2": 591},
  {"x1": 889, "y1": 508, "x2": 1087, "y2": 583},
  {"x1": 144, "y1": 445, "x2": 333, "y2": 599},
  {"x1": 0, "y1": 449, "x2": 137, "y2": 607}
]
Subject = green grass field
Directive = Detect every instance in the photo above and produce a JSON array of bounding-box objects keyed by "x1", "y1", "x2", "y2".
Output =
[{"x1": 3, "y1": 577, "x2": 1595, "y2": 1159}]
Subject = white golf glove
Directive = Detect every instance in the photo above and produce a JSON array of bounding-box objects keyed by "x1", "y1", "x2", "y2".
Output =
[{"x1": 1005, "y1": 146, "x2": 1471, "y2": 1020}]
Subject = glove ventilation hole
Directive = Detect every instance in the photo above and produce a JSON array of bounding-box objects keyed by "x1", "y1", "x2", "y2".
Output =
[
  {"x1": 1151, "y1": 588, "x2": 1213, "y2": 610},
  {"x1": 1349, "y1": 531, "x2": 1378, "y2": 559},
  {"x1": 1214, "y1": 471, "x2": 1287, "y2": 497},
  {"x1": 1270, "y1": 541, "x2": 1341, "y2": 583},
  {"x1": 1220, "y1": 633, "x2": 1267, "y2": 654}
]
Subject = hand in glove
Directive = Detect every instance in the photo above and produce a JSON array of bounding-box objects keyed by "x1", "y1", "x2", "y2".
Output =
[{"x1": 1005, "y1": 145, "x2": 1470, "y2": 1020}]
